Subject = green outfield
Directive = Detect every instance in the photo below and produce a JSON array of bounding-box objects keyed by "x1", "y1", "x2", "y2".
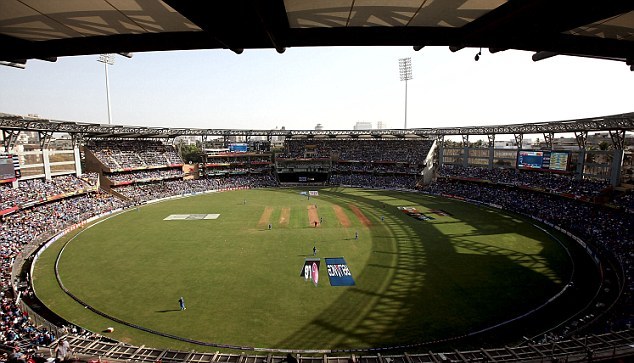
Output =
[{"x1": 33, "y1": 187, "x2": 591, "y2": 352}]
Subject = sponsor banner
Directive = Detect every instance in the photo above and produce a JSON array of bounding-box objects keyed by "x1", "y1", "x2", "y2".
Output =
[
  {"x1": 300, "y1": 258, "x2": 320, "y2": 286},
  {"x1": 397, "y1": 206, "x2": 435, "y2": 221},
  {"x1": 309, "y1": 191, "x2": 319, "y2": 196},
  {"x1": 325, "y1": 257, "x2": 355, "y2": 286}
]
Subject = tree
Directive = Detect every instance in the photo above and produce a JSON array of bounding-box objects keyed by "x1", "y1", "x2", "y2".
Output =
[
  {"x1": 599, "y1": 141, "x2": 610, "y2": 151},
  {"x1": 178, "y1": 143, "x2": 203, "y2": 163}
]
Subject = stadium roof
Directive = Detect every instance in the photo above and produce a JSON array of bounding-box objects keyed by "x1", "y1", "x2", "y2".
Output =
[
  {"x1": 1, "y1": 0, "x2": 633, "y2": 68},
  {"x1": 1, "y1": 112, "x2": 633, "y2": 140}
]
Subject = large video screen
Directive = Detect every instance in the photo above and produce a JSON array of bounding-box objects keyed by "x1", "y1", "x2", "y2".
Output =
[
  {"x1": 517, "y1": 150, "x2": 569, "y2": 172},
  {"x1": 229, "y1": 143, "x2": 248, "y2": 152}
]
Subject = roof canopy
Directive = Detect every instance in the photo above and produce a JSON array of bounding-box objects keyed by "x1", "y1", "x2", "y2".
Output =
[{"x1": 1, "y1": 0, "x2": 632, "y2": 67}]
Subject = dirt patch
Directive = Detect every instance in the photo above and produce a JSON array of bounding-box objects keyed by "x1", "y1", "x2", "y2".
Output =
[
  {"x1": 279, "y1": 207, "x2": 290, "y2": 225},
  {"x1": 332, "y1": 205, "x2": 351, "y2": 228},
  {"x1": 258, "y1": 207, "x2": 274, "y2": 228},
  {"x1": 307, "y1": 204, "x2": 320, "y2": 227},
  {"x1": 349, "y1": 204, "x2": 372, "y2": 227}
]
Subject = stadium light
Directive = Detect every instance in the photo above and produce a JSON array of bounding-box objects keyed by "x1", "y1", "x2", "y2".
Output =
[
  {"x1": 97, "y1": 54, "x2": 115, "y2": 125},
  {"x1": 398, "y1": 57, "x2": 413, "y2": 129}
]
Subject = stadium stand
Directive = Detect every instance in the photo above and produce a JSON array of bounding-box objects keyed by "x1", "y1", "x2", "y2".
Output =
[
  {"x1": 1, "y1": 188, "x2": 128, "y2": 350},
  {"x1": 330, "y1": 174, "x2": 417, "y2": 190},
  {"x1": 276, "y1": 138, "x2": 434, "y2": 187},
  {"x1": 0, "y1": 136, "x2": 631, "y2": 362},
  {"x1": 115, "y1": 175, "x2": 277, "y2": 203},
  {"x1": 281, "y1": 139, "x2": 434, "y2": 163},
  {"x1": 0, "y1": 175, "x2": 97, "y2": 211},
  {"x1": 106, "y1": 169, "x2": 185, "y2": 185},
  {"x1": 84, "y1": 140, "x2": 183, "y2": 172},
  {"x1": 204, "y1": 152, "x2": 274, "y2": 176},
  {"x1": 438, "y1": 165, "x2": 612, "y2": 200}
]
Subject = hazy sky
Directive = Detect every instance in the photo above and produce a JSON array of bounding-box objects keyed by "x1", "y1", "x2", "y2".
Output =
[{"x1": 0, "y1": 46, "x2": 632, "y2": 131}]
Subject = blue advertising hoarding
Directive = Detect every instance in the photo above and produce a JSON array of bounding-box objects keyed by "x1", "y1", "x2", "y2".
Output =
[{"x1": 325, "y1": 257, "x2": 355, "y2": 286}]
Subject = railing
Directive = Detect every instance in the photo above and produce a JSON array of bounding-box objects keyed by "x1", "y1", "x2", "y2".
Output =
[{"x1": 51, "y1": 329, "x2": 634, "y2": 363}]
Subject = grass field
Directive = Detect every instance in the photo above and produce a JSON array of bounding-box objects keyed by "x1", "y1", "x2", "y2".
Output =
[{"x1": 33, "y1": 187, "x2": 589, "y2": 352}]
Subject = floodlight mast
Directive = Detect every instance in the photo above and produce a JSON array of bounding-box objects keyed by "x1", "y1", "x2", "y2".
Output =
[
  {"x1": 97, "y1": 54, "x2": 115, "y2": 125},
  {"x1": 398, "y1": 57, "x2": 413, "y2": 129}
]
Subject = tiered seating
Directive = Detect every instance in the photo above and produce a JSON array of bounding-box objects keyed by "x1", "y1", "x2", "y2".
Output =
[
  {"x1": 0, "y1": 192, "x2": 129, "y2": 349},
  {"x1": 107, "y1": 169, "x2": 184, "y2": 185},
  {"x1": 87, "y1": 140, "x2": 184, "y2": 170},
  {"x1": 0, "y1": 175, "x2": 96, "y2": 211},
  {"x1": 330, "y1": 174, "x2": 416, "y2": 189},
  {"x1": 116, "y1": 174, "x2": 277, "y2": 202},
  {"x1": 438, "y1": 165, "x2": 610, "y2": 200},
  {"x1": 281, "y1": 139, "x2": 434, "y2": 164}
]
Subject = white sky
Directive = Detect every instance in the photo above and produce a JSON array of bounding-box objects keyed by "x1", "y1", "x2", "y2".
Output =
[{"x1": 0, "y1": 46, "x2": 632, "y2": 131}]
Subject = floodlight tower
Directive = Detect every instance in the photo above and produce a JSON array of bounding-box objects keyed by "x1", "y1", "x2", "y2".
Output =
[
  {"x1": 398, "y1": 57, "x2": 413, "y2": 129},
  {"x1": 97, "y1": 54, "x2": 115, "y2": 125}
]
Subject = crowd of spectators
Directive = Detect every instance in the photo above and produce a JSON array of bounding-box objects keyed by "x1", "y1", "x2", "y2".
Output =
[
  {"x1": 206, "y1": 155, "x2": 272, "y2": 164},
  {"x1": 611, "y1": 192, "x2": 634, "y2": 212},
  {"x1": 205, "y1": 167, "x2": 270, "y2": 175},
  {"x1": 106, "y1": 168, "x2": 184, "y2": 184},
  {"x1": 330, "y1": 174, "x2": 417, "y2": 190},
  {"x1": 86, "y1": 140, "x2": 183, "y2": 170},
  {"x1": 0, "y1": 192, "x2": 129, "y2": 349},
  {"x1": 280, "y1": 139, "x2": 433, "y2": 164},
  {"x1": 331, "y1": 162, "x2": 419, "y2": 174},
  {"x1": 1, "y1": 297, "x2": 56, "y2": 349},
  {"x1": 0, "y1": 175, "x2": 96, "y2": 211},
  {"x1": 115, "y1": 174, "x2": 277, "y2": 202},
  {"x1": 439, "y1": 165, "x2": 611, "y2": 199},
  {"x1": 424, "y1": 179, "x2": 634, "y2": 334},
  {"x1": 78, "y1": 172, "x2": 99, "y2": 187}
]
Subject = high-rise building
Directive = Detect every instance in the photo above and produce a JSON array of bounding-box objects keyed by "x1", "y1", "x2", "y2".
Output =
[{"x1": 353, "y1": 121, "x2": 372, "y2": 130}]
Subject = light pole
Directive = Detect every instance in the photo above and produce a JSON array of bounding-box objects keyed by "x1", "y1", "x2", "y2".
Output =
[
  {"x1": 398, "y1": 57, "x2": 413, "y2": 129},
  {"x1": 97, "y1": 54, "x2": 115, "y2": 124}
]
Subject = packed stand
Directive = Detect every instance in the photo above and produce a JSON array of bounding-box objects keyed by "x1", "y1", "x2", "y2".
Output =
[
  {"x1": 0, "y1": 175, "x2": 96, "y2": 211},
  {"x1": 107, "y1": 168, "x2": 184, "y2": 184},
  {"x1": 610, "y1": 192, "x2": 634, "y2": 213},
  {"x1": 332, "y1": 162, "x2": 419, "y2": 174},
  {"x1": 330, "y1": 174, "x2": 417, "y2": 189},
  {"x1": 439, "y1": 165, "x2": 611, "y2": 200},
  {"x1": 424, "y1": 180, "x2": 634, "y2": 334},
  {"x1": 0, "y1": 192, "x2": 129, "y2": 349},
  {"x1": 78, "y1": 172, "x2": 99, "y2": 187},
  {"x1": 115, "y1": 174, "x2": 277, "y2": 202},
  {"x1": 86, "y1": 140, "x2": 184, "y2": 170},
  {"x1": 280, "y1": 139, "x2": 433, "y2": 164}
]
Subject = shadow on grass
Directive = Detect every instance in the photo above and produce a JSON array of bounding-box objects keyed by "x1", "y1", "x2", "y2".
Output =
[
  {"x1": 155, "y1": 309, "x2": 181, "y2": 313},
  {"x1": 273, "y1": 188, "x2": 578, "y2": 351}
]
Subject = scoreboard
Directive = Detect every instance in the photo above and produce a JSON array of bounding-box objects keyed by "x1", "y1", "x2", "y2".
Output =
[
  {"x1": 517, "y1": 150, "x2": 570, "y2": 172},
  {"x1": 229, "y1": 143, "x2": 248, "y2": 152}
]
